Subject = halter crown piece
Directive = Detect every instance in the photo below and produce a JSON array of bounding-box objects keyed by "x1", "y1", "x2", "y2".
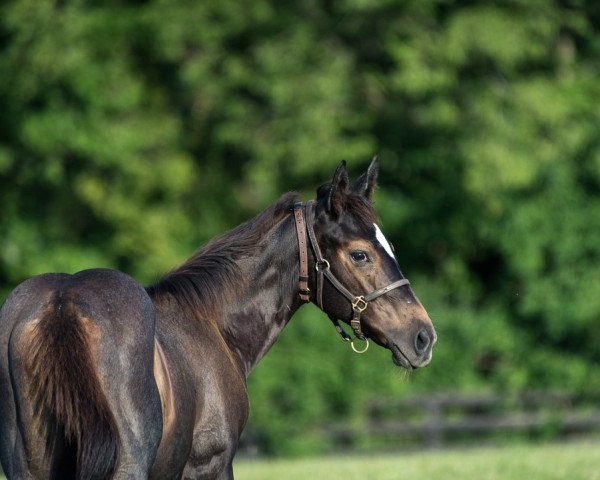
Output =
[{"x1": 293, "y1": 201, "x2": 410, "y2": 354}]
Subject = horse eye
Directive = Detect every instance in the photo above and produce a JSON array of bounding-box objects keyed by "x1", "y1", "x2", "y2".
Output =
[{"x1": 350, "y1": 251, "x2": 369, "y2": 263}]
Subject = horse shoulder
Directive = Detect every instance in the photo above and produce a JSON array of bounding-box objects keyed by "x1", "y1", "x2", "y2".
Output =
[{"x1": 150, "y1": 305, "x2": 249, "y2": 478}]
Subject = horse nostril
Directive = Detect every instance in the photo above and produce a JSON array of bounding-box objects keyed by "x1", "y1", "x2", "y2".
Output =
[{"x1": 414, "y1": 328, "x2": 431, "y2": 355}]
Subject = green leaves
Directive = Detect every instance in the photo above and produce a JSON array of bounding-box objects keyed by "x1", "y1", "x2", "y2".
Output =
[{"x1": 1, "y1": 0, "x2": 600, "y2": 455}]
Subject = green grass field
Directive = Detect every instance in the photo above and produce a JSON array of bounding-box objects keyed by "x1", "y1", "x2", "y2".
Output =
[
  {"x1": 1, "y1": 441, "x2": 598, "y2": 479},
  {"x1": 234, "y1": 441, "x2": 600, "y2": 480}
]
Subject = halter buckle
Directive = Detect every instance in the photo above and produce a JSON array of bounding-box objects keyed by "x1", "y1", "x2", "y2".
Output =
[{"x1": 351, "y1": 296, "x2": 368, "y2": 312}]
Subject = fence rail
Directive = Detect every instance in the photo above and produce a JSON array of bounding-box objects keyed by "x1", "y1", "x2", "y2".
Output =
[
  {"x1": 323, "y1": 391, "x2": 600, "y2": 449},
  {"x1": 238, "y1": 390, "x2": 600, "y2": 455}
]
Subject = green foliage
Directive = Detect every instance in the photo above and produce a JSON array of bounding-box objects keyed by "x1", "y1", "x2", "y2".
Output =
[{"x1": 1, "y1": 0, "x2": 599, "y2": 456}]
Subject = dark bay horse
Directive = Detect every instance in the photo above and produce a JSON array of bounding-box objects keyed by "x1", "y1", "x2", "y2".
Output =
[{"x1": 0, "y1": 158, "x2": 436, "y2": 479}]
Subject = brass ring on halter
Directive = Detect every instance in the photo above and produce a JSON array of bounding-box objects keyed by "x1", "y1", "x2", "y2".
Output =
[{"x1": 351, "y1": 338, "x2": 369, "y2": 354}]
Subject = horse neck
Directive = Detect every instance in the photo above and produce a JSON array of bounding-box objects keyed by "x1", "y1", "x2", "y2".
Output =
[{"x1": 218, "y1": 213, "x2": 304, "y2": 377}]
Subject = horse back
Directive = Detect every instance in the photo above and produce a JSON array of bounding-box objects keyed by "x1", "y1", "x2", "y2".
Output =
[{"x1": 0, "y1": 269, "x2": 160, "y2": 479}]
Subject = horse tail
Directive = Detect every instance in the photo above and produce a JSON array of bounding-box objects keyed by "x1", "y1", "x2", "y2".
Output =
[{"x1": 21, "y1": 294, "x2": 118, "y2": 479}]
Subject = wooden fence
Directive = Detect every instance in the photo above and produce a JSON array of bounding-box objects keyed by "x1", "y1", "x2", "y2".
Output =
[{"x1": 323, "y1": 391, "x2": 600, "y2": 450}]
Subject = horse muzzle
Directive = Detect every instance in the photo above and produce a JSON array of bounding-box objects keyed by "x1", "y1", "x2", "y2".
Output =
[{"x1": 387, "y1": 324, "x2": 436, "y2": 370}]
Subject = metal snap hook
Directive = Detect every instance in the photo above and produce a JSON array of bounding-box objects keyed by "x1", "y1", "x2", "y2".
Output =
[{"x1": 351, "y1": 338, "x2": 369, "y2": 354}]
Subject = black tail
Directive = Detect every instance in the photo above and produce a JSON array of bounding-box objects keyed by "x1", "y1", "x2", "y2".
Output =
[{"x1": 25, "y1": 295, "x2": 118, "y2": 479}]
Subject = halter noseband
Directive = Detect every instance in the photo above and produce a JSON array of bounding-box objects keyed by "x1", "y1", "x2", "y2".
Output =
[{"x1": 293, "y1": 201, "x2": 410, "y2": 353}]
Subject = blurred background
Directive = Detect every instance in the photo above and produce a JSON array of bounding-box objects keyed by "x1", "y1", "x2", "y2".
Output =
[{"x1": 1, "y1": 0, "x2": 599, "y2": 459}]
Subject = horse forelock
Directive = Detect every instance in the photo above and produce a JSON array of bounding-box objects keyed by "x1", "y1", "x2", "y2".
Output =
[
  {"x1": 317, "y1": 182, "x2": 379, "y2": 229},
  {"x1": 345, "y1": 192, "x2": 379, "y2": 228}
]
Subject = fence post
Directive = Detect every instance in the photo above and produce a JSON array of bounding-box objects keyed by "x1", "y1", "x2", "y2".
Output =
[{"x1": 425, "y1": 398, "x2": 444, "y2": 448}]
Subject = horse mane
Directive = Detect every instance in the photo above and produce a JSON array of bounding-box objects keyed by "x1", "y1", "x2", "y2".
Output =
[
  {"x1": 146, "y1": 192, "x2": 301, "y2": 319},
  {"x1": 146, "y1": 184, "x2": 378, "y2": 320}
]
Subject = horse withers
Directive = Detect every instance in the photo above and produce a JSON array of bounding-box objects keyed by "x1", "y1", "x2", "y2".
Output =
[{"x1": 0, "y1": 158, "x2": 436, "y2": 479}]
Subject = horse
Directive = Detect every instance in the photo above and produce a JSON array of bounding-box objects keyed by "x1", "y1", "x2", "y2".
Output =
[{"x1": 0, "y1": 158, "x2": 436, "y2": 479}]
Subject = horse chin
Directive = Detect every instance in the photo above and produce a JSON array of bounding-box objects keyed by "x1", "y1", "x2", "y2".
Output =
[{"x1": 389, "y1": 343, "x2": 414, "y2": 371}]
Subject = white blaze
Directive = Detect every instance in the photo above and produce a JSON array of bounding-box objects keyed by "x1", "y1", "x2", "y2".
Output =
[{"x1": 374, "y1": 224, "x2": 396, "y2": 260}]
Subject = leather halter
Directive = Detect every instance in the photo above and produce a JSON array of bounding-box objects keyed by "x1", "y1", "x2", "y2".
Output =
[{"x1": 293, "y1": 201, "x2": 410, "y2": 350}]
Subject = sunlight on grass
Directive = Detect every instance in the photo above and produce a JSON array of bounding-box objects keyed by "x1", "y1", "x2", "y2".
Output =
[{"x1": 234, "y1": 441, "x2": 600, "y2": 480}]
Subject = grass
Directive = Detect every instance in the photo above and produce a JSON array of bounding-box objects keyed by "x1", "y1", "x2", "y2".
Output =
[
  {"x1": 1, "y1": 441, "x2": 598, "y2": 479},
  {"x1": 234, "y1": 441, "x2": 600, "y2": 480}
]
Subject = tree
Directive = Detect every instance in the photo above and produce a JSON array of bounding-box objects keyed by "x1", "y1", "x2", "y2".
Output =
[{"x1": 1, "y1": 0, "x2": 599, "y2": 455}]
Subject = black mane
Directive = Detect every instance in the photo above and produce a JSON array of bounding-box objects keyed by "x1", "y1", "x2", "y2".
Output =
[{"x1": 146, "y1": 192, "x2": 300, "y2": 318}]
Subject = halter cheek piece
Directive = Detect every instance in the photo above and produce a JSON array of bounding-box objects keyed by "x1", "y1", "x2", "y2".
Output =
[{"x1": 293, "y1": 201, "x2": 410, "y2": 354}]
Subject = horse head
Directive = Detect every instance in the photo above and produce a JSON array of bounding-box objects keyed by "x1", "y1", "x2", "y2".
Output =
[{"x1": 305, "y1": 158, "x2": 436, "y2": 369}]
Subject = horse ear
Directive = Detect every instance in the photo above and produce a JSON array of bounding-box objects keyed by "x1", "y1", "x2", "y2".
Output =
[
  {"x1": 325, "y1": 160, "x2": 349, "y2": 217},
  {"x1": 352, "y1": 155, "x2": 379, "y2": 201}
]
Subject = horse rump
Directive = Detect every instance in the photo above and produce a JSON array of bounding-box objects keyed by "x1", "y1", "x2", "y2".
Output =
[{"x1": 10, "y1": 293, "x2": 118, "y2": 480}]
